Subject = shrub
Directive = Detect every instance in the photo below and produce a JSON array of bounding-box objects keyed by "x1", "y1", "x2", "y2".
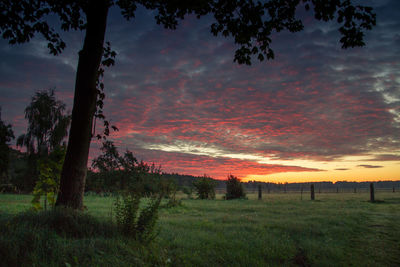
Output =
[
  {"x1": 160, "y1": 179, "x2": 182, "y2": 208},
  {"x1": 114, "y1": 191, "x2": 162, "y2": 242},
  {"x1": 135, "y1": 196, "x2": 162, "y2": 241},
  {"x1": 181, "y1": 186, "x2": 193, "y2": 199},
  {"x1": 225, "y1": 175, "x2": 246, "y2": 200},
  {"x1": 193, "y1": 175, "x2": 215, "y2": 199},
  {"x1": 32, "y1": 146, "x2": 65, "y2": 210}
]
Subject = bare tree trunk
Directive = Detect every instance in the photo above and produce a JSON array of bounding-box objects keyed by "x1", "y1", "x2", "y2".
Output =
[{"x1": 56, "y1": 0, "x2": 109, "y2": 209}]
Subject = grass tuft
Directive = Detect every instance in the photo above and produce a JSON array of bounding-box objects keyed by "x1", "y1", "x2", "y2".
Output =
[{"x1": 9, "y1": 207, "x2": 117, "y2": 238}]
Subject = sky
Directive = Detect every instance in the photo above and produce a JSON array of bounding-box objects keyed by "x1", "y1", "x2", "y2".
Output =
[{"x1": 0, "y1": 1, "x2": 399, "y2": 182}]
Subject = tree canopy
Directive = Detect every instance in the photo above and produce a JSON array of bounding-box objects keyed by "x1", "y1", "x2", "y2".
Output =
[
  {"x1": 0, "y1": 108, "x2": 15, "y2": 179},
  {"x1": 16, "y1": 89, "x2": 71, "y2": 155},
  {"x1": 1, "y1": 0, "x2": 375, "y2": 63}
]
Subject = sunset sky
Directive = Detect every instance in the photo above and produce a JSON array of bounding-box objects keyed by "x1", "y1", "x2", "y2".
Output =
[{"x1": 0, "y1": 1, "x2": 399, "y2": 182}]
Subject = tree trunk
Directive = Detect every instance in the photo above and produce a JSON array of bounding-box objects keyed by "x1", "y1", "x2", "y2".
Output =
[{"x1": 56, "y1": 0, "x2": 109, "y2": 209}]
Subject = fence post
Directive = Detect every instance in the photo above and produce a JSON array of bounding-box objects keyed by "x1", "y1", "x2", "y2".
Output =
[
  {"x1": 300, "y1": 186, "x2": 303, "y2": 200},
  {"x1": 370, "y1": 183, "x2": 375, "y2": 202},
  {"x1": 393, "y1": 187, "x2": 395, "y2": 193},
  {"x1": 258, "y1": 184, "x2": 262, "y2": 200},
  {"x1": 354, "y1": 188, "x2": 356, "y2": 193},
  {"x1": 311, "y1": 184, "x2": 315, "y2": 200},
  {"x1": 336, "y1": 187, "x2": 339, "y2": 193}
]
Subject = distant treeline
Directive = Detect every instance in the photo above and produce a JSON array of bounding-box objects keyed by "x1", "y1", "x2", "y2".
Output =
[
  {"x1": 161, "y1": 173, "x2": 400, "y2": 193},
  {"x1": 2, "y1": 148, "x2": 399, "y2": 194}
]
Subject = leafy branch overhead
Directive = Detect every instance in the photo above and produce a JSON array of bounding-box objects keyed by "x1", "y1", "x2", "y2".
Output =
[
  {"x1": 1, "y1": 1, "x2": 375, "y2": 64},
  {"x1": 94, "y1": 41, "x2": 119, "y2": 140}
]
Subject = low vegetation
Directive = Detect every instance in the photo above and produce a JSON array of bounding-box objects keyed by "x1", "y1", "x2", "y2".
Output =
[
  {"x1": 1, "y1": 192, "x2": 399, "y2": 266},
  {"x1": 193, "y1": 175, "x2": 216, "y2": 199},
  {"x1": 225, "y1": 174, "x2": 246, "y2": 200},
  {"x1": 0, "y1": 207, "x2": 167, "y2": 266}
]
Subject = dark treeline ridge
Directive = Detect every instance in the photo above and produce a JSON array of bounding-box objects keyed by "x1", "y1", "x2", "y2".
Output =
[
  {"x1": 244, "y1": 180, "x2": 400, "y2": 192},
  {"x1": 162, "y1": 173, "x2": 400, "y2": 193},
  {"x1": 2, "y1": 148, "x2": 399, "y2": 194}
]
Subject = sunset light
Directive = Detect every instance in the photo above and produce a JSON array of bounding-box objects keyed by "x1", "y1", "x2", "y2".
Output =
[{"x1": 1, "y1": 1, "x2": 399, "y2": 183}]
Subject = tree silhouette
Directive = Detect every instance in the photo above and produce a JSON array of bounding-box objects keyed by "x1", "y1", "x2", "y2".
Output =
[
  {"x1": 92, "y1": 141, "x2": 122, "y2": 173},
  {"x1": 225, "y1": 175, "x2": 246, "y2": 199},
  {"x1": 0, "y1": 108, "x2": 14, "y2": 181},
  {"x1": 16, "y1": 89, "x2": 71, "y2": 155},
  {"x1": 193, "y1": 175, "x2": 216, "y2": 199},
  {"x1": 1, "y1": 0, "x2": 376, "y2": 209}
]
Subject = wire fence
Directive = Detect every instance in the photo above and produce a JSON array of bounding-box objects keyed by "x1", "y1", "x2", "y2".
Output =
[{"x1": 215, "y1": 187, "x2": 398, "y2": 195}]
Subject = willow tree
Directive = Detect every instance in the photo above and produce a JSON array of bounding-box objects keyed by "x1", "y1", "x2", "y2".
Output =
[
  {"x1": 0, "y1": 0, "x2": 376, "y2": 209},
  {"x1": 17, "y1": 89, "x2": 71, "y2": 155}
]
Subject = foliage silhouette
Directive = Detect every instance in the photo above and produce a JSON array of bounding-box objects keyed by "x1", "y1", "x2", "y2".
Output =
[
  {"x1": 1, "y1": 0, "x2": 376, "y2": 209},
  {"x1": 32, "y1": 146, "x2": 66, "y2": 210},
  {"x1": 225, "y1": 174, "x2": 246, "y2": 200},
  {"x1": 0, "y1": 108, "x2": 14, "y2": 183},
  {"x1": 90, "y1": 140, "x2": 166, "y2": 195},
  {"x1": 16, "y1": 88, "x2": 71, "y2": 155},
  {"x1": 14, "y1": 89, "x2": 70, "y2": 193},
  {"x1": 193, "y1": 175, "x2": 216, "y2": 199}
]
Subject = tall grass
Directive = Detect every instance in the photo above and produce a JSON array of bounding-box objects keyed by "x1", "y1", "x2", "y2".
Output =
[{"x1": 0, "y1": 206, "x2": 167, "y2": 266}]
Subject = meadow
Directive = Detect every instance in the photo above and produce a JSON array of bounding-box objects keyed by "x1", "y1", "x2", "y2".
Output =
[{"x1": 1, "y1": 191, "x2": 399, "y2": 266}]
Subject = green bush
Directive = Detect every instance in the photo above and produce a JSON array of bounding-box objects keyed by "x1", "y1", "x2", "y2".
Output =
[
  {"x1": 161, "y1": 180, "x2": 182, "y2": 208},
  {"x1": 32, "y1": 146, "x2": 66, "y2": 210},
  {"x1": 181, "y1": 186, "x2": 193, "y2": 199},
  {"x1": 193, "y1": 175, "x2": 215, "y2": 199},
  {"x1": 114, "y1": 192, "x2": 162, "y2": 242},
  {"x1": 225, "y1": 175, "x2": 246, "y2": 200}
]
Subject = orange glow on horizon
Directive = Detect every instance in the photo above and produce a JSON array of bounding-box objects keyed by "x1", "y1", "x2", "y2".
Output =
[{"x1": 241, "y1": 161, "x2": 400, "y2": 183}]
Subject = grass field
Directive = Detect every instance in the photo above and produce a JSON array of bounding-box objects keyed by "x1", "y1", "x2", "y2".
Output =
[{"x1": 1, "y1": 191, "x2": 399, "y2": 266}]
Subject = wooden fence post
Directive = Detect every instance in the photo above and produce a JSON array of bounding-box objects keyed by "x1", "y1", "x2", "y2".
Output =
[
  {"x1": 354, "y1": 188, "x2": 356, "y2": 193},
  {"x1": 311, "y1": 184, "x2": 315, "y2": 200},
  {"x1": 258, "y1": 184, "x2": 262, "y2": 200},
  {"x1": 370, "y1": 183, "x2": 375, "y2": 202},
  {"x1": 300, "y1": 186, "x2": 303, "y2": 200},
  {"x1": 393, "y1": 187, "x2": 395, "y2": 193},
  {"x1": 336, "y1": 187, "x2": 339, "y2": 193}
]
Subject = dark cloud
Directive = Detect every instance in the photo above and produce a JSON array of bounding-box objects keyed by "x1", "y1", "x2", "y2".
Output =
[
  {"x1": 1, "y1": 2, "x2": 400, "y2": 179},
  {"x1": 357, "y1": 165, "x2": 383, "y2": 169},
  {"x1": 368, "y1": 154, "x2": 400, "y2": 161}
]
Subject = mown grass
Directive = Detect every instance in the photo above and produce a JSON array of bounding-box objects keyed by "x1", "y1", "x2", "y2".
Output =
[{"x1": 1, "y1": 191, "x2": 399, "y2": 266}]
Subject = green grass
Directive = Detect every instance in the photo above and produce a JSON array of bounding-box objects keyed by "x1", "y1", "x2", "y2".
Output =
[{"x1": 1, "y1": 192, "x2": 399, "y2": 266}]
